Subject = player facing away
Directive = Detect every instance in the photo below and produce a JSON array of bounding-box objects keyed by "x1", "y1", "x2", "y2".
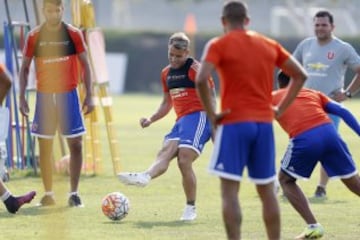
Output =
[
  {"x1": 118, "y1": 32, "x2": 216, "y2": 221},
  {"x1": 19, "y1": 0, "x2": 94, "y2": 207},
  {"x1": 0, "y1": 64, "x2": 36, "y2": 213},
  {"x1": 293, "y1": 10, "x2": 360, "y2": 198},
  {"x1": 195, "y1": 1, "x2": 307, "y2": 240},
  {"x1": 273, "y1": 71, "x2": 360, "y2": 239}
]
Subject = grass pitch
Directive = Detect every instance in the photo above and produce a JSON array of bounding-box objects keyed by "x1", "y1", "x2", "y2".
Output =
[{"x1": 2, "y1": 94, "x2": 360, "y2": 240}]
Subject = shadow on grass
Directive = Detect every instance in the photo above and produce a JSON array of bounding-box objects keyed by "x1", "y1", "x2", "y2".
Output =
[
  {"x1": 279, "y1": 194, "x2": 347, "y2": 204},
  {"x1": 133, "y1": 220, "x2": 199, "y2": 229},
  {"x1": 0, "y1": 205, "x2": 72, "y2": 218},
  {"x1": 307, "y1": 197, "x2": 346, "y2": 204},
  {"x1": 102, "y1": 220, "x2": 129, "y2": 225}
]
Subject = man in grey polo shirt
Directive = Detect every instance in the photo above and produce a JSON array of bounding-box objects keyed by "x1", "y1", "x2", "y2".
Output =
[{"x1": 293, "y1": 10, "x2": 360, "y2": 198}]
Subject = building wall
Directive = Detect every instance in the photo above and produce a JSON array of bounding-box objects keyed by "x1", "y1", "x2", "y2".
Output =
[
  {"x1": 1, "y1": 0, "x2": 359, "y2": 94},
  {"x1": 1, "y1": 0, "x2": 360, "y2": 37}
]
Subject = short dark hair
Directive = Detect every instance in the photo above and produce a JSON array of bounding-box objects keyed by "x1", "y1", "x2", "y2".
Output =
[
  {"x1": 222, "y1": 1, "x2": 248, "y2": 24},
  {"x1": 277, "y1": 71, "x2": 290, "y2": 88},
  {"x1": 314, "y1": 10, "x2": 334, "y2": 24},
  {"x1": 43, "y1": 0, "x2": 62, "y2": 6}
]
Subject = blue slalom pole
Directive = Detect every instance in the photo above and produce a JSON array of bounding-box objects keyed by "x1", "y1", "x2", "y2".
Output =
[
  {"x1": 4, "y1": 22, "x2": 24, "y2": 169},
  {"x1": 3, "y1": 22, "x2": 14, "y2": 170}
]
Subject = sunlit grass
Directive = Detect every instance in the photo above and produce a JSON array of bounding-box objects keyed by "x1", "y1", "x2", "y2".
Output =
[{"x1": 2, "y1": 94, "x2": 360, "y2": 240}]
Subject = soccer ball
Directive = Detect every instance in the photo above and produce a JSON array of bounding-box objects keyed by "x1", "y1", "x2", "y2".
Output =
[{"x1": 101, "y1": 192, "x2": 130, "y2": 221}]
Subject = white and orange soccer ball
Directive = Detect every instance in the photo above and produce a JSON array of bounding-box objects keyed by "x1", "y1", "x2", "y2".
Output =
[{"x1": 101, "y1": 192, "x2": 130, "y2": 221}]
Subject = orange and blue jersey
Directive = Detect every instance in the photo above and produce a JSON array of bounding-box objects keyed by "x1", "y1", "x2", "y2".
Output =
[
  {"x1": 23, "y1": 22, "x2": 87, "y2": 93},
  {"x1": 272, "y1": 88, "x2": 332, "y2": 138},
  {"x1": 161, "y1": 58, "x2": 214, "y2": 120},
  {"x1": 274, "y1": 88, "x2": 360, "y2": 180},
  {"x1": 202, "y1": 30, "x2": 290, "y2": 124}
]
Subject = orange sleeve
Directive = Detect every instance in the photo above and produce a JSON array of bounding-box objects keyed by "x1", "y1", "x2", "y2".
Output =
[
  {"x1": 68, "y1": 29, "x2": 87, "y2": 54},
  {"x1": 275, "y1": 41, "x2": 291, "y2": 67},
  {"x1": 318, "y1": 91, "x2": 331, "y2": 106},
  {"x1": 202, "y1": 37, "x2": 221, "y2": 66},
  {"x1": 23, "y1": 32, "x2": 37, "y2": 58},
  {"x1": 0, "y1": 64, "x2": 5, "y2": 74},
  {"x1": 189, "y1": 60, "x2": 215, "y2": 89}
]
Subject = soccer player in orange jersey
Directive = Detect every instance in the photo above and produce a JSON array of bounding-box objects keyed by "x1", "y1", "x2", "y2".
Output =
[
  {"x1": 195, "y1": 1, "x2": 307, "y2": 239},
  {"x1": 19, "y1": 0, "x2": 94, "y2": 207},
  {"x1": 118, "y1": 32, "x2": 216, "y2": 221},
  {"x1": 273, "y1": 71, "x2": 360, "y2": 239},
  {"x1": 0, "y1": 64, "x2": 36, "y2": 213}
]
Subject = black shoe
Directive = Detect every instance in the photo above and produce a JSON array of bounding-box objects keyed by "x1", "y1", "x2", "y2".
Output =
[
  {"x1": 68, "y1": 194, "x2": 84, "y2": 207},
  {"x1": 314, "y1": 186, "x2": 326, "y2": 198},
  {"x1": 4, "y1": 191, "x2": 36, "y2": 214}
]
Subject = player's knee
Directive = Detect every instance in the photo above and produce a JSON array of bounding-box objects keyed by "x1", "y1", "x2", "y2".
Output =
[
  {"x1": 278, "y1": 171, "x2": 296, "y2": 186},
  {"x1": 68, "y1": 139, "x2": 82, "y2": 153},
  {"x1": 177, "y1": 148, "x2": 198, "y2": 170},
  {"x1": 177, "y1": 157, "x2": 190, "y2": 170}
]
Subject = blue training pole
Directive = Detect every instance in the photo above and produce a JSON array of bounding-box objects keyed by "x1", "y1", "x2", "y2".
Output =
[{"x1": 4, "y1": 21, "x2": 24, "y2": 169}]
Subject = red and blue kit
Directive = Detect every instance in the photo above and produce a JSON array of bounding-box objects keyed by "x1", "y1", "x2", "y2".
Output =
[
  {"x1": 23, "y1": 22, "x2": 87, "y2": 138},
  {"x1": 161, "y1": 58, "x2": 214, "y2": 154},
  {"x1": 203, "y1": 30, "x2": 290, "y2": 182},
  {"x1": 161, "y1": 58, "x2": 214, "y2": 120},
  {"x1": 273, "y1": 88, "x2": 357, "y2": 179}
]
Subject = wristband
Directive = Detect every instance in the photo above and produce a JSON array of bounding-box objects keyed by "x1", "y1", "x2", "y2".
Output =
[{"x1": 345, "y1": 90, "x2": 352, "y2": 98}]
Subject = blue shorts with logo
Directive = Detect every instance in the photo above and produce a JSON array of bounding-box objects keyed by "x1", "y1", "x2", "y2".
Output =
[
  {"x1": 165, "y1": 111, "x2": 211, "y2": 155},
  {"x1": 280, "y1": 123, "x2": 356, "y2": 179},
  {"x1": 209, "y1": 122, "x2": 276, "y2": 184},
  {"x1": 31, "y1": 89, "x2": 86, "y2": 139}
]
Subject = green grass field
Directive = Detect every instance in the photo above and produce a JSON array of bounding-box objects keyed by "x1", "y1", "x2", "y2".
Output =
[{"x1": 2, "y1": 94, "x2": 360, "y2": 240}]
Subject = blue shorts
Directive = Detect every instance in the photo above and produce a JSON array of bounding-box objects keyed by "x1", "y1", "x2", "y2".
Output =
[
  {"x1": 31, "y1": 89, "x2": 86, "y2": 139},
  {"x1": 280, "y1": 123, "x2": 357, "y2": 179},
  {"x1": 209, "y1": 122, "x2": 276, "y2": 184},
  {"x1": 165, "y1": 111, "x2": 211, "y2": 155}
]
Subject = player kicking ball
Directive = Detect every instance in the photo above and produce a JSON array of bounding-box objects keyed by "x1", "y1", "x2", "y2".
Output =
[{"x1": 118, "y1": 32, "x2": 215, "y2": 221}]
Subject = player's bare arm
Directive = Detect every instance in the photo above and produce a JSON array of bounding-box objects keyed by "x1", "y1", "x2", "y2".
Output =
[
  {"x1": 196, "y1": 61, "x2": 216, "y2": 123},
  {"x1": 78, "y1": 51, "x2": 94, "y2": 115},
  {"x1": 140, "y1": 93, "x2": 172, "y2": 128},
  {"x1": 275, "y1": 56, "x2": 307, "y2": 117},
  {"x1": 209, "y1": 85, "x2": 217, "y2": 113},
  {"x1": 19, "y1": 56, "x2": 32, "y2": 117},
  {"x1": 196, "y1": 61, "x2": 228, "y2": 128}
]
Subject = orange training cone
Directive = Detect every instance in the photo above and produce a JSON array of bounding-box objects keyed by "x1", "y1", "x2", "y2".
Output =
[{"x1": 184, "y1": 13, "x2": 197, "y2": 35}]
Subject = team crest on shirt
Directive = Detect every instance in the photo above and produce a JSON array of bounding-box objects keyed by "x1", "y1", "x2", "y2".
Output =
[{"x1": 327, "y1": 51, "x2": 335, "y2": 60}]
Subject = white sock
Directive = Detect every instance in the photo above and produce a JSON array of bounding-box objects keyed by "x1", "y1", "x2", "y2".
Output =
[
  {"x1": 45, "y1": 191, "x2": 54, "y2": 196},
  {"x1": 1, "y1": 191, "x2": 11, "y2": 202},
  {"x1": 144, "y1": 172, "x2": 152, "y2": 179},
  {"x1": 309, "y1": 223, "x2": 321, "y2": 228},
  {"x1": 69, "y1": 192, "x2": 78, "y2": 196}
]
